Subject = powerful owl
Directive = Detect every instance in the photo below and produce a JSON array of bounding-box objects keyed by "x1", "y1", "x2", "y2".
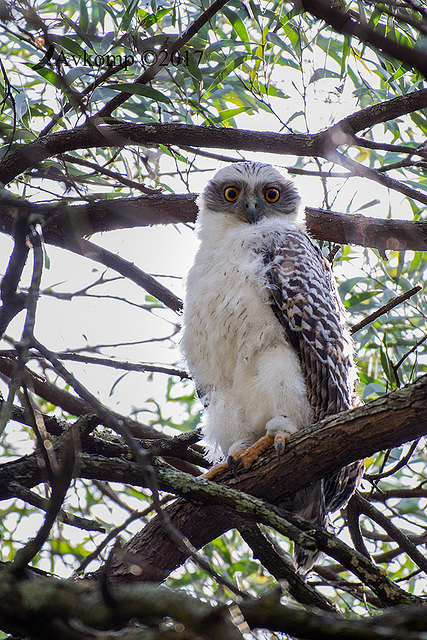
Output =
[{"x1": 182, "y1": 161, "x2": 363, "y2": 571}]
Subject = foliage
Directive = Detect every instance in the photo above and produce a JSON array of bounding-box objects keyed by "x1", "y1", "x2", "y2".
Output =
[{"x1": 0, "y1": 1, "x2": 427, "y2": 639}]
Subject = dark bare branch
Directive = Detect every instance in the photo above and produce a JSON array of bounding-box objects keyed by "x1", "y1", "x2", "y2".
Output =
[
  {"x1": 2, "y1": 87, "x2": 427, "y2": 185},
  {"x1": 298, "y1": 0, "x2": 427, "y2": 77}
]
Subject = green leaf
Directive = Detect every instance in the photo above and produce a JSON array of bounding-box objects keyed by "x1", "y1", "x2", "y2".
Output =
[
  {"x1": 210, "y1": 55, "x2": 248, "y2": 88},
  {"x1": 49, "y1": 35, "x2": 85, "y2": 58},
  {"x1": 79, "y1": 0, "x2": 89, "y2": 32},
  {"x1": 222, "y1": 6, "x2": 249, "y2": 42},
  {"x1": 108, "y1": 83, "x2": 171, "y2": 103},
  {"x1": 355, "y1": 199, "x2": 381, "y2": 212},
  {"x1": 109, "y1": 372, "x2": 129, "y2": 396},
  {"x1": 60, "y1": 13, "x2": 96, "y2": 50},
  {"x1": 266, "y1": 32, "x2": 294, "y2": 57},
  {"x1": 216, "y1": 106, "x2": 248, "y2": 122},
  {"x1": 100, "y1": 31, "x2": 115, "y2": 54},
  {"x1": 138, "y1": 7, "x2": 171, "y2": 29},
  {"x1": 27, "y1": 65, "x2": 64, "y2": 89},
  {"x1": 309, "y1": 68, "x2": 340, "y2": 84},
  {"x1": 121, "y1": 0, "x2": 139, "y2": 30},
  {"x1": 380, "y1": 337, "x2": 395, "y2": 386},
  {"x1": 340, "y1": 36, "x2": 350, "y2": 78}
]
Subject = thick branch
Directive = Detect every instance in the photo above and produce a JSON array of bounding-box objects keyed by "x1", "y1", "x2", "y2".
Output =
[
  {"x1": 0, "y1": 356, "x2": 163, "y2": 439},
  {"x1": 2, "y1": 87, "x2": 427, "y2": 184},
  {"x1": 1, "y1": 562, "x2": 427, "y2": 640},
  {"x1": 0, "y1": 565, "x2": 243, "y2": 640},
  {"x1": 102, "y1": 375, "x2": 427, "y2": 583},
  {"x1": 1, "y1": 196, "x2": 426, "y2": 253},
  {"x1": 2, "y1": 373, "x2": 426, "y2": 588},
  {"x1": 0, "y1": 123, "x2": 318, "y2": 184}
]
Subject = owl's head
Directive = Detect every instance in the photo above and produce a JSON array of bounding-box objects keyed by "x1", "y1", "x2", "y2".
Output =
[{"x1": 200, "y1": 161, "x2": 302, "y2": 224}]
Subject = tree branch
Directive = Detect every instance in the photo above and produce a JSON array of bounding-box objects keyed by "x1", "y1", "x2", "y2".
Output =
[
  {"x1": 238, "y1": 523, "x2": 338, "y2": 612},
  {"x1": 99, "y1": 375, "x2": 427, "y2": 585},
  {"x1": 3, "y1": 375, "x2": 423, "y2": 585},
  {"x1": 0, "y1": 565, "x2": 244, "y2": 640},
  {"x1": 298, "y1": 0, "x2": 427, "y2": 77},
  {"x1": 2, "y1": 86, "x2": 427, "y2": 185},
  {"x1": 1, "y1": 194, "x2": 427, "y2": 253},
  {"x1": 96, "y1": 0, "x2": 232, "y2": 117}
]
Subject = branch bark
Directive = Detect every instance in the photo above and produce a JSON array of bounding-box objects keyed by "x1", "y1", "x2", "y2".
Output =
[
  {"x1": 1, "y1": 561, "x2": 426, "y2": 640},
  {"x1": 3, "y1": 375, "x2": 423, "y2": 583},
  {"x1": 1, "y1": 87, "x2": 427, "y2": 184},
  {"x1": 101, "y1": 375, "x2": 427, "y2": 583},
  {"x1": 1, "y1": 195, "x2": 426, "y2": 253}
]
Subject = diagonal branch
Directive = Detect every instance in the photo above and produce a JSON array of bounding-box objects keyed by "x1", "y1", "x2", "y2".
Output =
[
  {"x1": 97, "y1": 374, "x2": 427, "y2": 586},
  {"x1": 96, "y1": 0, "x2": 232, "y2": 118},
  {"x1": 298, "y1": 0, "x2": 427, "y2": 77}
]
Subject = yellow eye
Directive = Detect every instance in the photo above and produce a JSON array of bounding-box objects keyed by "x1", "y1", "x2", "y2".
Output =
[
  {"x1": 224, "y1": 186, "x2": 240, "y2": 202},
  {"x1": 264, "y1": 187, "x2": 280, "y2": 203}
]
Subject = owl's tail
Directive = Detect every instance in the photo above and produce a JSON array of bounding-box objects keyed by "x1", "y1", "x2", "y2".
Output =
[
  {"x1": 293, "y1": 460, "x2": 364, "y2": 574},
  {"x1": 292, "y1": 482, "x2": 329, "y2": 574}
]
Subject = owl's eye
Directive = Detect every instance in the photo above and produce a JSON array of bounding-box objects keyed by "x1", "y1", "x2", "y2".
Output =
[
  {"x1": 224, "y1": 186, "x2": 240, "y2": 202},
  {"x1": 264, "y1": 187, "x2": 280, "y2": 203}
]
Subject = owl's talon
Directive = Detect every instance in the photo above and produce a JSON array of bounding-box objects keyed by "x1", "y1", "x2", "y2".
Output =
[
  {"x1": 227, "y1": 454, "x2": 235, "y2": 472},
  {"x1": 233, "y1": 456, "x2": 245, "y2": 477},
  {"x1": 275, "y1": 438, "x2": 283, "y2": 462}
]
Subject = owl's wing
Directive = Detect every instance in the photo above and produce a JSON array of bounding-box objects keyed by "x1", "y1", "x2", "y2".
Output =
[
  {"x1": 263, "y1": 229, "x2": 354, "y2": 422},
  {"x1": 263, "y1": 229, "x2": 363, "y2": 571}
]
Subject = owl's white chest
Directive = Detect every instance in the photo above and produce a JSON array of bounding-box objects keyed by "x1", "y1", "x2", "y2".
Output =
[{"x1": 182, "y1": 215, "x2": 312, "y2": 460}]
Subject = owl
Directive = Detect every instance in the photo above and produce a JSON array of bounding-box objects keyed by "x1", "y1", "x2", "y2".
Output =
[{"x1": 181, "y1": 161, "x2": 363, "y2": 571}]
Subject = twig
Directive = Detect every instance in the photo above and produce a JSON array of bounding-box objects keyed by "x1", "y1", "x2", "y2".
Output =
[
  {"x1": 351, "y1": 285, "x2": 422, "y2": 334},
  {"x1": 11, "y1": 425, "x2": 76, "y2": 572},
  {"x1": 299, "y1": 0, "x2": 427, "y2": 77},
  {"x1": 39, "y1": 60, "x2": 130, "y2": 137},
  {"x1": 21, "y1": 385, "x2": 59, "y2": 482},
  {"x1": 345, "y1": 496, "x2": 371, "y2": 559},
  {"x1": 328, "y1": 150, "x2": 427, "y2": 206},
  {"x1": 0, "y1": 349, "x2": 190, "y2": 379},
  {"x1": 29, "y1": 338, "x2": 244, "y2": 597},
  {"x1": 78, "y1": 238, "x2": 183, "y2": 313},
  {"x1": 0, "y1": 206, "x2": 30, "y2": 336},
  {"x1": 366, "y1": 439, "x2": 420, "y2": 480},
  {"x1": 96, "y1": 0, "x2": 233, "y2": 118},
  {"x1": 352, "y1": 493, "x2": 427, "y2": 575},
  {"x1": 393, "y1": 331, "x2": 427, "y2": 387},
  {"x1": 0, "y1": 227, "x2": 43, "y2": 436},
  {"x1": 76, "y1": 495, "x2": 173, "y2": 573},
  {"x1": 60, "y1": 153, "x2": 160, "y2": 195},
  {"x1": 31, "y1": 336, "x2": 151, "y2": 464},
  {"x1": 238, "y1": 522, "x2": 338, "y2": 612},
  {"x1": 8, "y1": 482, "x2": 105, "y2": 532}
]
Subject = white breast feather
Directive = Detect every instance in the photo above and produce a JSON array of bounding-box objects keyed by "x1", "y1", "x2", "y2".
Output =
[{"x1": 182, "y1": 210, "x2": 313, "y2": 462}]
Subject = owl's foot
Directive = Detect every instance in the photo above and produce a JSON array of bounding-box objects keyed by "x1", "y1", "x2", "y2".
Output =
[
  {"x1": 266, "y1": 416, "x2": 298, "y2": 462},
  {"x1": 201, "y1": 444, "x2": 257, "y2": 480},
  {"x1": 202, "y1": 418, "x2": 297, "y2": 479},
  {"x1": 232, "y1": 417, "x2": 298, "y2": 471},
  {"x1": 233, "y1": 434, "x2": 275, "y2": 470},
  {"x1": 202, "y1": 461, "x2": 230, "y2": 480}
]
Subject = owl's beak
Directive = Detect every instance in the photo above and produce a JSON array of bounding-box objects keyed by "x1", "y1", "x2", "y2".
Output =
[{"x1": 244, "y1": 201, "x2": 259, "y2": 224}]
